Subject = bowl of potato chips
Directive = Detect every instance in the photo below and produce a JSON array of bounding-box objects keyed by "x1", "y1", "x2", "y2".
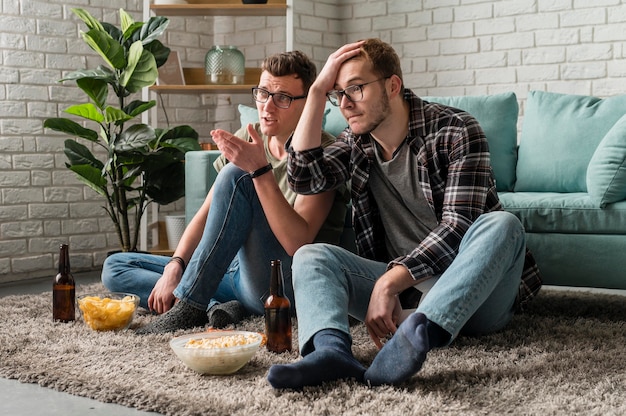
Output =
[
  {"x1": 170, "y1": 330, "x2": 264, "y2": 375},
  {"x1": 77, "y1": 292, "x2": 140, "y2": 331}
]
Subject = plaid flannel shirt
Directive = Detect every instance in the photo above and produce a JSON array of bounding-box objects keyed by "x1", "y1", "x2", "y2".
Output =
[{"x1": 287, "y1": 89, "x2": 542, "y2": 309}]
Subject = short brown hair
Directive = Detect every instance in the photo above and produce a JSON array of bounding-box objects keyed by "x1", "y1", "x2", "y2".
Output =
[
  {"x1": 358, "y1": 38, "x2": 404, "y2": 90},
  {"x1": 261, "y1": 50, "x2": 317, "y2": 92}
]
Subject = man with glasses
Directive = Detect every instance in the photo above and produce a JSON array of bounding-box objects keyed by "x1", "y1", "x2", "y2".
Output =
[
  {"x1": 268, "y1": 38, "x2": 542, "y2": 388},
  {"x1": 102, "y1": 51, "x2": 348, "y2": 334}
]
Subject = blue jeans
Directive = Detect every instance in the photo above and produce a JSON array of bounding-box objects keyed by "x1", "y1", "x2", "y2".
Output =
[
  {"x1": 101, "y1": 163, "x2": 294, "y2": 315},
  {"x1": 292, "y1": 211, "x2": 526, "y2": 353}
]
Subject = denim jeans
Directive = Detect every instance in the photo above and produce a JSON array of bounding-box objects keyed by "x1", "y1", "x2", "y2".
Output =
[
  {"x1": 292, "y1": 211, "x2": 526, "y2": 353},
  {"x1": 102, "y1": 163, "x2": 293, "y2": 315}
]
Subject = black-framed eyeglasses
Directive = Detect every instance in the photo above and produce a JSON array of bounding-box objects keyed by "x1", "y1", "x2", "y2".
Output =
[
  {"x1": 252, "y1": 87, "x2": 307, "y2": 109},
  {"x1": 326, "y1": 78, "x2": 387, "y2": 106}
]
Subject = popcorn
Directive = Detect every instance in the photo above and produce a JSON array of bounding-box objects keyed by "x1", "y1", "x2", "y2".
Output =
[{"x1": 184, "y1": 333, "x2": 260, "y2": 349}]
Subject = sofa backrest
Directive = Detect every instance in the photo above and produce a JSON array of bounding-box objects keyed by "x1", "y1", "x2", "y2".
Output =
[
  {"x1": 422, "y1": 92, "x2": 519, "y2": 192},
  {"x1": 242, "y1": 93, "x2": 519, "y2": 191},
  {"x1": 515, "y1": 91, "x2": 626, "y2": 193}
]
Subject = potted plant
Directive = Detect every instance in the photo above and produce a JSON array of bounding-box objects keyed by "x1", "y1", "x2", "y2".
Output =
[{"x1": 44, "y1": 8, "x2": 200, "y2": 252}]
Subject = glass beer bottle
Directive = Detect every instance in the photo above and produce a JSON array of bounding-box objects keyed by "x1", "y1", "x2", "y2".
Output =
[
  {"x1": 264, "y1": 259, "x2": 292, "y2": 353},
  {"x1": 53, "y1": 243, "x2": 75, "y2": 322}
]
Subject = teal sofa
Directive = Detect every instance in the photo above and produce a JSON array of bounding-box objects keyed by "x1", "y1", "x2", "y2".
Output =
[{"x1": 185, "y1": 91, "x2": 626, "y2": 291}]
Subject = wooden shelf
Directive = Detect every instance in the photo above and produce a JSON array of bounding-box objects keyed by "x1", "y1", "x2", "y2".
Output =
[
  {"x1": 151, "y1": 67, "x2": 262, "y2": 93},
  {"x1": 151, "y1": 0, "x2": 287, "y2": 17}
]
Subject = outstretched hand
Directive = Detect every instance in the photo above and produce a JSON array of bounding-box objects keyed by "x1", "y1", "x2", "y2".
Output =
[{"x1": 211, "y1": 125, "x2": 268, "y2": 173}]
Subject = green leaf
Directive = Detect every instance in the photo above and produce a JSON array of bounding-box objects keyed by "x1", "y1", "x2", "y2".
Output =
[
  {"x1": 139, "y1": 16, "x2": 169, "y2": 45},
  {"x1": 124, "y1": 100, "x2": 157, "y2": 118},
  {"x1": 60, "y1": 67, "x2": 115, "y2": 84},
  {"x1": 104, "y1": 106, "x2": 133, "y2": 124},
  {"x1": 144, "y1": 162, "x2": 186, "y2": 205},
  {"x1": 101, "y1": 22, "x2": 123, "y2": 43},
  {"x1": 161, "y1": 125, "x2": 199, "y2": 141},
  {"x1": 64, "y1": 103, "x2": 105, "y2": 123},
  {"x1": 69, "y1": 164, "x2": 108, "y2": 196},
  {"x1": 163, "y1": 137, "x2": 202, "y2": 153},
  {"x1": 123, "y1": 22, "x2": 145, "y2": 43},
  {"x1": 82, "y1": 29, "x2": 126, "y2": 70},
  {"x1": 119, "y1": 8, "x2": 134, "y2": 34},
  {"x1": 144, "y1": 40, "x2": 170, "y2": 68},
  {"x1": 115, "y1": 124, "x2": 155, "y2": 152},
  {"x1": 76, "y1": 77, "x2": 108, "y2": 109},
  {"x1": 64, "y1": 139, "x2": 105, "y2": 169},
  {"x1": 119, "y1": 40, "x2": 143, "y2": 88},
  {"x1": 141, "y1": 149, "x2": 178, "y2": 171},
  {"x1": 121, "y1": 42, "x2": 158, "y2": 93},
  {"x1": 43, "y1": 118, "x2": 99, "y2": 142},
  {"x1": 71, "y1": 8, "x2": 104, "y2": 32}
]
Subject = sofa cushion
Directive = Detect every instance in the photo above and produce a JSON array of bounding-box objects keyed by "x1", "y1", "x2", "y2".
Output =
[
  {"x1": 323, "y1": 102, "x2": 349, "y2": 137},
  {"x1": 238, "y1": 104, "x2": 259, "y2": 127},
  {"x1": 423, "y1": 92, "x2": 519, "y2": 192},
  {"x1": 238, "y1": 103, "x2": 348, "y2": 138},
  {"x1": 586, "y1": 113, "x2": 626, "y2": 208},
  {"x1": 515, "y1": 91, "x2": 626, "y2": 193},
  {"x1": 498, "y1": 191, "x2": 626, "y2": 234}
]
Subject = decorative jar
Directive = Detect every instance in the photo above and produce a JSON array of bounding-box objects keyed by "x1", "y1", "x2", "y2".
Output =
[{"x1": 204, "y1": 45, "x2": 245, "y2": 85}]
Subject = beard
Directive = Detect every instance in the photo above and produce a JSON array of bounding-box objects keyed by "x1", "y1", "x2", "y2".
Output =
[{"x1": 346, "y1": 91, "x2": 391, "y2": 135}]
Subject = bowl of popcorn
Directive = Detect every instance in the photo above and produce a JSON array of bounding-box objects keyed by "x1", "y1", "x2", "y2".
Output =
[
  {"x1": 77, "y1": 292, "x2": 140, "y2": 331},
  {"x1": 170, "y1": 330, "x2": 264, "y2": 375}
]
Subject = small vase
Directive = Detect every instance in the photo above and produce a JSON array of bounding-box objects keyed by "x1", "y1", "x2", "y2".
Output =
[
  {"x1": 205, "y1": 45, "x2": 245, "y2": 85},
  {"x1": 242, "y1": 0, "x2": 268, "y2": 4}
]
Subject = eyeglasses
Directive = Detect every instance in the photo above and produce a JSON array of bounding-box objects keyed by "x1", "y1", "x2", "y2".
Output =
[
  {"x1": 252, "y1": 87, "x2": 307, "y2": 109},
  {"x1": 326, "y1": 78, "x2": 387, "y2": 106}
]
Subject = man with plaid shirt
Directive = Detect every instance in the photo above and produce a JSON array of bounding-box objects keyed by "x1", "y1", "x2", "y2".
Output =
[{"x1": 267, "y1": 39, "x2": 542, "y2": 389}]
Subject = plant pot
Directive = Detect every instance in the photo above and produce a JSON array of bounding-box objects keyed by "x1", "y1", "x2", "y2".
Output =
[{"x1": 165, "y1": 215, "x2": 187, "y2": 250}]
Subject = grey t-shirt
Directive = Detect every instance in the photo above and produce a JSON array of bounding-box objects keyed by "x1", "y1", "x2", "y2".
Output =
[{"x1": 369, "y1": 138, "x2": 438, "y2": 258}]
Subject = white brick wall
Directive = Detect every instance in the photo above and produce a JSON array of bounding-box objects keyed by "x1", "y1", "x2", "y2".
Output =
[
  {"x1": 0, "y1": 0, "x2": 145, "y2": 282},
  {"x1": 2, "y1": 0, "x2": 626, "y2": 283}
]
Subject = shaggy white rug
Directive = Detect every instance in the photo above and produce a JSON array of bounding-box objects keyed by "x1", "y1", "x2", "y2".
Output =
[{"x1": 1, "y1": 283, "x2": 625, "y2": 416}]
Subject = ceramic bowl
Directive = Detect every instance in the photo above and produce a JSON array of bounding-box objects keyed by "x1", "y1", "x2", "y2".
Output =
[{"x1": 170, "y1": 330, "x2": 263, "y2": 375}]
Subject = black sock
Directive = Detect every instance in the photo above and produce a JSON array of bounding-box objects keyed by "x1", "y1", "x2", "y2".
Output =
[
  {"x1": 426, "y1": 319, "x2": 450, "y2": 349},
  {"x1": 267, "y1": 329, "x2": 365, "y2": 389}
]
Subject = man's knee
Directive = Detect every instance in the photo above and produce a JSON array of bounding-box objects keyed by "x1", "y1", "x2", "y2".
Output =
[
  {"x1": 476, "y1": 211, "x2": 524, "y2": 238},
  {"x1": 293, "y1": 243, "x2": 333, "y2": 264}
]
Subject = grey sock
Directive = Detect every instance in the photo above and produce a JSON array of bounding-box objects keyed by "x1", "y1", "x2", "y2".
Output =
[
  {"x1": 364, "y1": 312, "x2": 429, "y2": 386},
  {"x1": 136, "y1": 301, "x2": 207, "y2": 335},
  {"x1": 207, "y1": 300, "x2": 247, "y2": 328}
]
